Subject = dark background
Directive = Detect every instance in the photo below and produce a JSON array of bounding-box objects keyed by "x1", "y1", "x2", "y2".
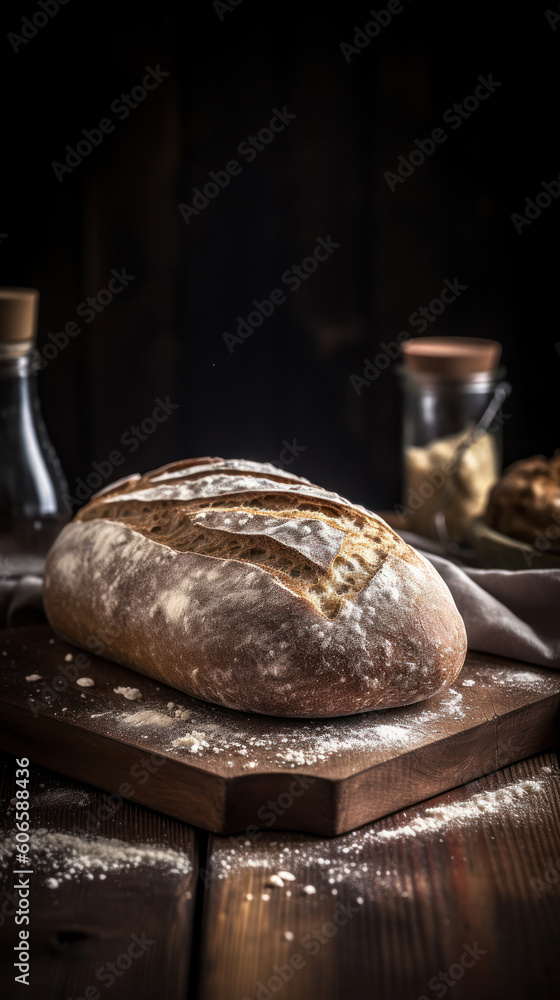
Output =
[{"x1": 1, "y1": 0, "x2": 558, "y2": 510}]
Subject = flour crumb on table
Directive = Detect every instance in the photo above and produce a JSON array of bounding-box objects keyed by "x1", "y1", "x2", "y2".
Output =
[
  {"x1": 284, "y1": 931, "x2": 294, "y2": 941},
  {"x1": 302, "y1": 884, "x2": 316, "y2": 895},
  {"x1": 277, "y1": 871, "x2": 295, "y2": 881},
  {"x1": 113, "y1": 686, "x2": 142, "y2": 701},
  {"x1": 64, "y1": 653, "x2": 74, "y2": 662},
  {"x1": 25, "y1": 674, "x2": 42, "y2": 681},
  {"x1": 267, "y1": 874, "x2": 284, "y2": 888},
  {"x1": 76, "y1": 677, "x2": 95, "y2": 688}
]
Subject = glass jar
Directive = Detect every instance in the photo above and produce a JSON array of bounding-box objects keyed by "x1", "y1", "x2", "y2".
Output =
[
  {"x1": 396, "y1": 337, "x2": 508, "y2": 547},
  {"x1": 0, "y1": 288, "x2": 69, "y2": 578}
]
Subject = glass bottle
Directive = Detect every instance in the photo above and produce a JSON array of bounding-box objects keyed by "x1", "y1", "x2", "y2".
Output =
[
  {"x1": 0, "y1": 287, "x2": 69, "y2": 578},
  {"x1": 396, "y1": 336, "x2": 508, "y2": 548}
]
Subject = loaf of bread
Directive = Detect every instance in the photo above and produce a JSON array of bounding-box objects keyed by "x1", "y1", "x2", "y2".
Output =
[
  {"x1": 43, "y1": 458, "x2": 467, "y2": 717},
  {"x1": 486, "y1": 451, "x2": 560, "y2": 550}
]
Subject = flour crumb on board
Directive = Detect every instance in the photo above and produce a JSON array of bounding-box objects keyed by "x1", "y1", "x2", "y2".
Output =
[
  {"x1": 302, "y1": 884, "x2": 316, "y2": 895},
  {"x1": 113, "y1": 686, "x2": 142, "y2": 701},
  {"x1": 284, "y1": 931, "x2": 294, "y2": 941},
  {"x1": 120, "y1": 710, "x2": 173, "y2": 728},
  {"x1": 173, "y1": 731, "x2": 209, "y2": 752},
  {"x1": 64, "y1": 653, "x2": 74, "y2": 662},
  {"x1": 461, "y1": 679, "x2": 475, "y2": 687},
  {"x1": 76, "y1": 677, "x2": 95, "y2": 688},
  {"x1": 25, "y1": 674, "x2": 42, "y2": 682}
]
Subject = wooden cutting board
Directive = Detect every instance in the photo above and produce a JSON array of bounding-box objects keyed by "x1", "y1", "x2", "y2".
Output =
[{"x1": 0, "y1": 625, "x2": 558, "y2": 835}]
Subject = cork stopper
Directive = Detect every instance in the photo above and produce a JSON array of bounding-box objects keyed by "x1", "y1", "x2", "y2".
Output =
[
  {"x1": 0, "y1": 287, "x2": 40, "y2": 358},
  {"x1": 402, "y1": 336, "x2": 502, "y2": 377}
]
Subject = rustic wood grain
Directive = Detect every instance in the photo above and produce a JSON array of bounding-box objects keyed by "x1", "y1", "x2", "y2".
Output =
[
  {"x1": 197, "y1": 751, "x2": 560, "y2": 1000},
  {"x1": 1, "y1": 626, "x2": 559, "y2": 835},
  {"x1": 0, "y1": 751, "x2": 198, "y2": 1000}
]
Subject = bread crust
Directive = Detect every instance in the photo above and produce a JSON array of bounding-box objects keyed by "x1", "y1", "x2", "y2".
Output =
[{"x1": 43, "y1": 458, "x2": 467, "y2": 717}]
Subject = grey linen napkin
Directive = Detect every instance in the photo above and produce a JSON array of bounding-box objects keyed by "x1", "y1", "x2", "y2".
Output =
[{"x1": 401, "y1": 531, "x2": 560, "y2": 669}]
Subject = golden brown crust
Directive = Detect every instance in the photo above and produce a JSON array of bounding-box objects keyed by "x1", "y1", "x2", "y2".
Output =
[
  {"x1": 43, "y1": 458, "x2": 467, "y2": 717},
  {"x1": 485, "y1": 451, "x2": 560, "y2": 549}
]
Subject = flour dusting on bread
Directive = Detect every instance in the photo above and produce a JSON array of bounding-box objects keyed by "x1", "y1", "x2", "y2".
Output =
[{"x1": 43, "y1": 457, "x2": 467, "y2": 717}]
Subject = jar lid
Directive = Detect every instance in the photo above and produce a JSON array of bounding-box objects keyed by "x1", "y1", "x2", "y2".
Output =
[
  {"x1": 402, "y1": 336, "x2": 502, "y2": 377},
  {"x1": 0, "y1": 287, "x2": 39, "y2": 358}
]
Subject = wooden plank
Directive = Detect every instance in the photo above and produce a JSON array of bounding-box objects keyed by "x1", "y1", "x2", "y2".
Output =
[
  {"x1": 197, "y1": 751, "x2": 560, "y2": 1000},
  {"x1": 0, "y1": 751, "x2": 198, "y2": 1000},
  {"x1": 1, "y1": 625, "x2": 559, "y2": 835}
]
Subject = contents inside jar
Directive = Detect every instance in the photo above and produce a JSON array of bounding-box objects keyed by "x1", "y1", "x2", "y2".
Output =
[{"x1": 404, "y1": 428, "x2": 498, "y2": 544}]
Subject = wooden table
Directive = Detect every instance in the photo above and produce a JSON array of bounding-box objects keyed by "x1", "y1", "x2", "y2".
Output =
[{"x1": 1, "y1": 743, "x2": 559, "y2": 1000}]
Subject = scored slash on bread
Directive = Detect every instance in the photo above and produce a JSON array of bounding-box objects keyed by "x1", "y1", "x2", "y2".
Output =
[{"x1": 43, "y1": 458, "x2": 467, "y2": 718}]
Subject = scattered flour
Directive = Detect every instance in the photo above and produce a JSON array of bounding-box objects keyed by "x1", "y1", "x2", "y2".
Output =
[
  {"x1": 32, "y1": 788, "x2": 93, "y2": 808},
  {"x1": 25, "y1": 674, "x2": 42, "y2": 682},
  {"x1": 374, "y1": 779, "x2": 543, "y2": 841},
  {"x1": 209, "y1": 765, "x2": 554, "y2": 892},
  {"x1": 76, "y1": 677, "x2": 95, "y2": 688},
  {"x1": 0, "y1": 829, "x2": 192, "y2": 885}
]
